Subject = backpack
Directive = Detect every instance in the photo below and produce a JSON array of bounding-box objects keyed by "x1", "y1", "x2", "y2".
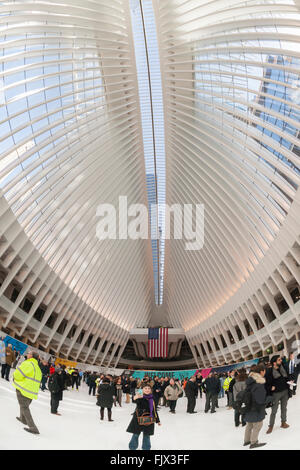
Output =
[
  {"x1": 233, "y1": 389, "x2": 253, "y2": 413},
  {"x1": 48, "y1": 374, "x2": 56, "y2": 393}
]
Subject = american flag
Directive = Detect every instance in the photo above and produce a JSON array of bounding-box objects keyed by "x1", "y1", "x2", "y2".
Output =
[{"x1": 148, "y1": 328, "x2": 168, "y2": 358}]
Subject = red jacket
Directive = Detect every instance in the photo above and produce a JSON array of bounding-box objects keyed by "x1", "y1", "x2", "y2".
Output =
[{"x1": 50, "y1": 366, "x2": 55, "y2": 375}]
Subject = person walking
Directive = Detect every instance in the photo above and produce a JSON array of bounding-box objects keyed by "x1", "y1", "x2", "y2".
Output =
[
  {"x1": 115, "y1": 376, "x2": 123, "y2": 406},
  {"x1": 127, "y1": 384, "x2": 161, "y2": 450},
  {"x1": 78, "y1": 370, "x2": 83, "y2": 386},
  {"x1": 0, "y1": 337, "x2": 6, "y2": 374},
  {"x1": 123, "y1": 377, "x2": 131, "y2": 403},
  {"x1": 266, "y1": 355, "x2": 290, "y2": 434},
  {"x1": 158, "y1": 378, "x2": 165, "y2": 406},
  {"x1": 185, "y1": 376, "x2": 198, "y2": 413},
  {"x1": 48, "y1": 367, "x2": 64, "y2": 415},
  {"x1": 60, "y1": 365, "x2": 69, "y2": 391},
  {"x1": 233, "y1": 369, "x2": 247, "y2": 427},
  {"x1": 71, "y1": 368, "x2": 79, "y2": 391},
  {"x1": 39, "y1": 360, "x2": 50, "y2": 391},
  {"x1": 12, "y1": 351, "x2": 20, "y2": 369},
  {"x1": 13, "y1": 350, "x2": 42, "y2": 435},
  {"x1": 243, "y1": 364, "x2": 267, "y2": 449},
  {"x1": 87, "y1": 372, "x2": 97, "y2": 396},
  {"x1": 96, "y1": 376, "x2": 115, "y2": 421},
  {"x1": 130, "y1": 377, "x2": 137, "y2": 401},
  {"x1": 285, "y1": 352, "x2": 298, "y2": 396},
  {"x1": 2, "y1": 344, "x2": 16, "y2": 381},
  {"x1": 218, "y1": 374, "x2": 226, "y2": 399},
  {"x1": 228, "y1": 371, "x2": 237, "y2": 409},
  {"x1": 96, "y1": 373, "x2": 104, "y2": 390},
  {"x1": 161, "y1": 377, "x2": 170, "y2": 407},
  {"x1": 196, "y1": 373, "x2": 203, "y2": 399},
  {"x1": 153, "y1": 376, "x2": 162, "y2": 410},
  {"x1": 223, "y1": 372, "x2": 234, "y2": 409},
  {"x1": 203, "y1": 372, "x2": 221, "y2": 413},
  {"x1": 62, "y1": 366, "x2": 71, "y2": 390},
  {"x1": 164, "y1": 378, "x2": 183, "y2": 413}
]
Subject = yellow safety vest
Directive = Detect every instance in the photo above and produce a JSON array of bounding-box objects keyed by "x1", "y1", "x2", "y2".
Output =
[
  {"x1": 13, "y1": 358, "x2": 42, "y2": 400},
  {"x1": 223, "y1": 377, "x2": 232, "y2": 391}
]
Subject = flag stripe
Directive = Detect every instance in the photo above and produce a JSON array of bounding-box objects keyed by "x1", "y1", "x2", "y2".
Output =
[{"x1": 147, "y1": 328, "x2": 168, "y2": 358}]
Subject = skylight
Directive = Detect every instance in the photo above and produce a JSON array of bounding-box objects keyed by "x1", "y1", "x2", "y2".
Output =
[{"x1": 129, "y1": 0, "x2": 166, "y2": 305}]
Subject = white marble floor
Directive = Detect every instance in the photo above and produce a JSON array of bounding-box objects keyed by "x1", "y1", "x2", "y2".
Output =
[{"x1": 1, "y1": 378, "x2": 299, "y2": 450}]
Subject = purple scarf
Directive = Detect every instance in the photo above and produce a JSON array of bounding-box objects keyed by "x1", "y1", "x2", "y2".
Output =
[{"x1": 143, "y1": 393, "x2": 154, "y2": 418}]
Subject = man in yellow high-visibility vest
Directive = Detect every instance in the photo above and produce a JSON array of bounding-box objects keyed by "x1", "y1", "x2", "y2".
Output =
[
  {"x1": 13, "y1": 350, "x2": 42, "y2": 434},
  {"x1": 223, "y1": 371, "x2": 234, "y2": 409}
]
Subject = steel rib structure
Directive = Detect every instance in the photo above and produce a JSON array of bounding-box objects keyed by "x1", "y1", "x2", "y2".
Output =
[{"x1": 0, "y1": 0, "x2": 299, "y2": 368}]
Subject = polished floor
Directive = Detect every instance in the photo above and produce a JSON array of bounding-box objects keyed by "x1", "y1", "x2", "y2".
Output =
[{"x1": 1, "y1": 377, "x2": 299, "y2": 450}]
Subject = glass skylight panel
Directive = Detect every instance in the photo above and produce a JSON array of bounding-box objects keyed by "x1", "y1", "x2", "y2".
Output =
[{"x1": 130, "y1": 0, "x2": 166, "y2": 305}]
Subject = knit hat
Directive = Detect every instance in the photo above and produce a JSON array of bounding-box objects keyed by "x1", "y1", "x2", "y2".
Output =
[{"x1": 270, "y1": 355, "x2": 280, "y2": 364}]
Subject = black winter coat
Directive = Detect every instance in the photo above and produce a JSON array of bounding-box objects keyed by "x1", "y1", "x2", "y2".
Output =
[
  {"x1": 228, "y1": 378, "x2": 236, "y2": 393},
  {"x1": 265, "y1": 366, "x2": 288, "y2": 395},
  {"x1": 87, "y1": 374, "x2": 97, "y2": 387},
  {"x1": 48, "y1": 372, "x2": 64, "y2": 401},
  {"x1": 96, "y1": 383, "x2": 114, "y2": 408},
  {"x1": 196, "y1": 377, "x2": 203, "y2": 389},
  {"x1": 122, "y1": 380, "x2": 130, "y2": 393},
  {"x1": 130, "y1": 379, "x2": 137, "y2": 392},
  {"x1": 204, "y1": 377, "x2": 221, "y2": 394},
  {"x1": 64, "y1": 372, "x2": 72, "y2": 387},
  {"x1": 40, "y1": 364, "x2": 50, "y2": 376},
  {"x1": 185, "y1": 380, "x2": 198, "y2": 398},
  {"x1": 161, "y1": 381, "x2": 170, "y2": 392},
  {"x1": 126, "y1": 397, "x2": 160, "y2": 436},
  {"x1": 244, "y1": 374, "x2": 266, "y2": 423},
  {"x1": 153, "y1": 381, "x2": 163, "y2": 398}
]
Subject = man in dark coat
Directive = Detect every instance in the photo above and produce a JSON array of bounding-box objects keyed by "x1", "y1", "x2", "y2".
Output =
[
  {"x1": 265, "y1": 355, "x2": 290, "y2": 434},
  {"x1": 2, "y1": 344, "x2": 16, "y2": 381},
  {"x1": 96, "y1": 377, "x2": 115, "y2": 421},
  {"x1": 39, "y1": 360, "x2": 50, "y2": 391},
  {"x1": 130, "y1": 377, "x2": 137, "y2": 399},
  {"x1": 71, "y1": 368, "x2": 79, "y2": 390},
  {"x1": 152, "y1": 376, "x2": 162, "y2": 409},
  {"x1": 196, "y1": 373, "x2": 203, "y2": 398},
  {"x1": 122, "y1": 377, "x2": 131, "y2": 403},
  {"x1": 59, "y1": 365, "x2": 70, "y2": 390},
  {"x1": 161, "y1": 377, "x2": 170, "y2": 406},
  {"x1": 203, "y1": 372, "x2": 221, "y2": 413},
  {"x1": 87, "y1": 372, "x2": 97, "y2": 396},
  {"x1": 48, "y1": 368, "x2": 64, "y2": 415},
  {"x1": 185, "y1": 376, "x2": 198, "y2": 413},
  {"x1": 127, "y1": 384, "x2": 161, "y2": 450},
  {"x1": 284, "y1": 352, "x2": 298, "y2": 395},
  {"x1": 244, "y1": 364, "x2": 267, "y2": 449}
]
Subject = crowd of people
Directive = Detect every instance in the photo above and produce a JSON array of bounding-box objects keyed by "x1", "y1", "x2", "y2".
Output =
[{"x1": 1, "y1": 340, "x2": 299, "y2": 449}]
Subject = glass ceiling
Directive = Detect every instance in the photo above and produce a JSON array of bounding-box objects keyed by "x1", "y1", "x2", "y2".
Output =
[{"x1": 129, "y1": 0, "x2": 166, "y2": 305}]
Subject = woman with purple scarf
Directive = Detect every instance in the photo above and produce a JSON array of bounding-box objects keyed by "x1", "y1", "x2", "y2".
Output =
[{"x1": 127, "y1": 384, "x2": 161, "y2": 450}]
